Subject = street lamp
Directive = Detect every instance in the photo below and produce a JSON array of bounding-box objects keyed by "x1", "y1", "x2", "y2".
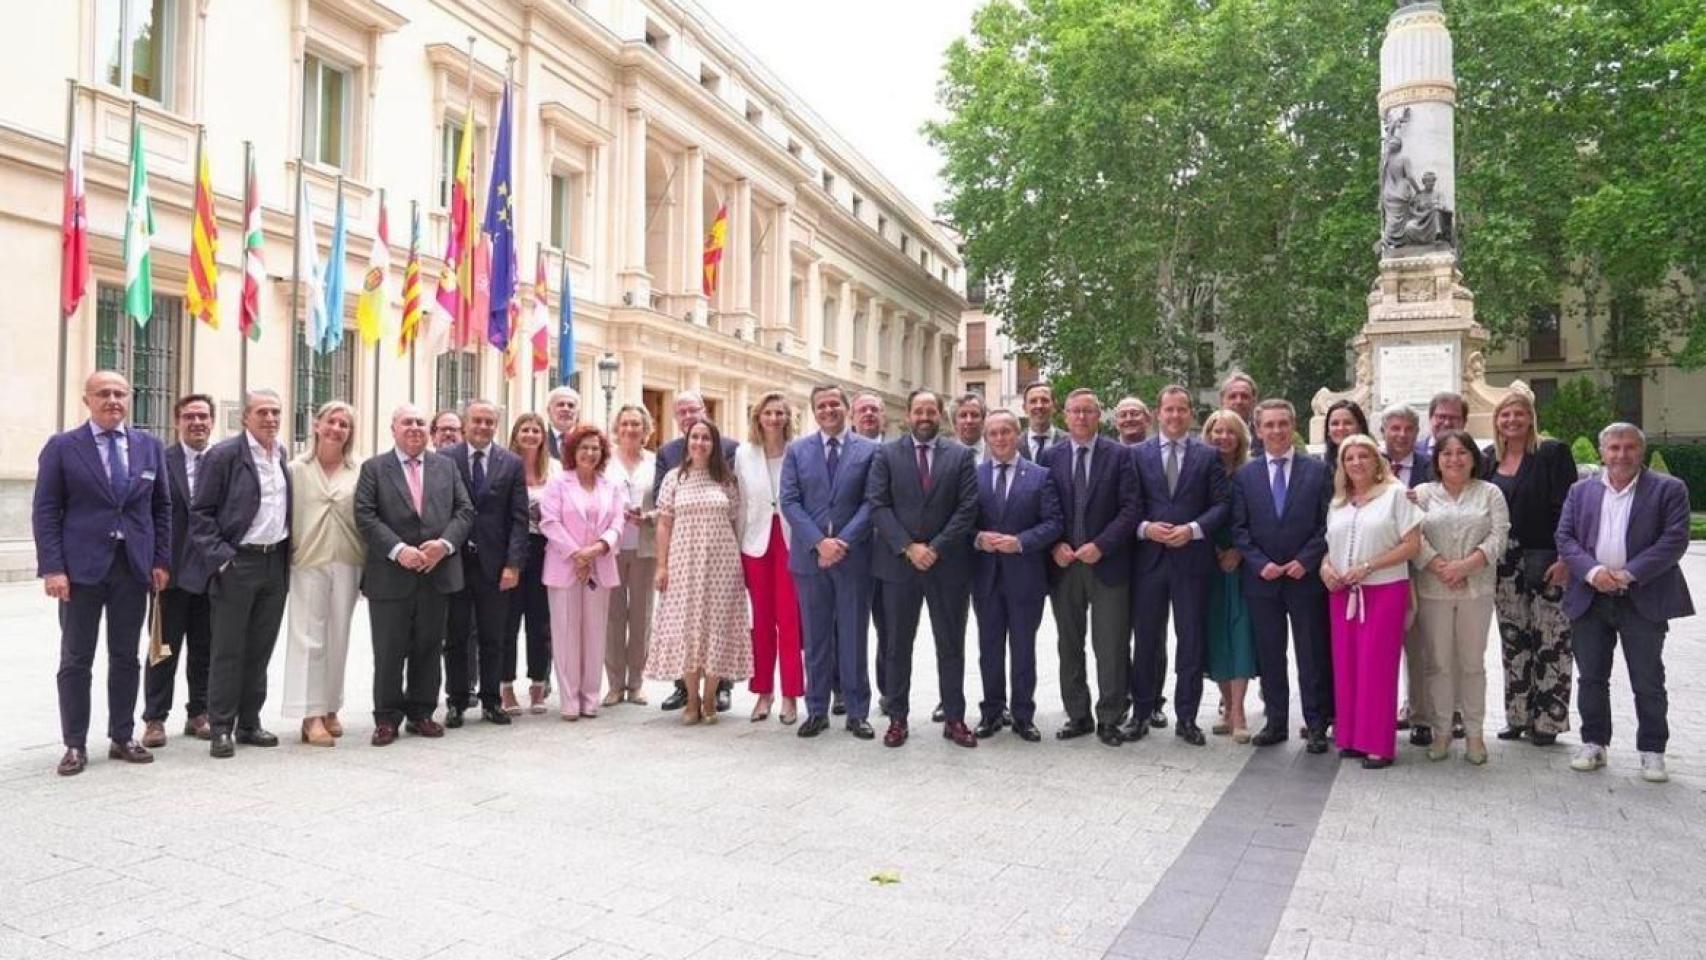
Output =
[{"x1": 597, "y1": 352, "x2": 620, "y2": 418}]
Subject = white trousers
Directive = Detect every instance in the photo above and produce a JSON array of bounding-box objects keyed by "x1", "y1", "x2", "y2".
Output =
[{"x1": 281, "y1": 562, "x2": 360, "y2": 719}]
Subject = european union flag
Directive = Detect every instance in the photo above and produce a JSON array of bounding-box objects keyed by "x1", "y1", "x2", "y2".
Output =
[
  {"x1": 559, "y1": 254, "x2": 575, "y2": 387},
  {"x1": 483, "y1": 80, "x2": 515, "y2": 351}
]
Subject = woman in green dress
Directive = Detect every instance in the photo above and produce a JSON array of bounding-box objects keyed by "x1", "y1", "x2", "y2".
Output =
[{"x1": 1203, "y1": 409, "x2": 1258, "y2": 742}]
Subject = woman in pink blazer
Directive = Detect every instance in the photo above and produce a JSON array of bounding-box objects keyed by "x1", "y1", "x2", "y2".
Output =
[{"x1": 539, "y1": 425, "x2": 626, "y2": 720}]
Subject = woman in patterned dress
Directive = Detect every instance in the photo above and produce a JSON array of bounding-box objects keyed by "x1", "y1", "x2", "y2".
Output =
[{"x1": 647, "y1": 418, "x2": 752, "y2": 725}]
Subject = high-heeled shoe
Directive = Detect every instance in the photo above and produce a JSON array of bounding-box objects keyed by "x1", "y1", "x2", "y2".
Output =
[
  {"x1": 1232, "y1": 726, "x2": 1251, "y2": 744},
  {"x1": 500, "y1": 683, "x2": 523, "y2": 716},
  {"x1": 301, "y1": 717, "x2": 334, "y2": 747},
  {"x1": 323, "y1": 713, "x2": 343, "y2": 738},
  {"x1": 702, "y1": 700, "x2": 719, "y2": 725},
  {"x1": 528, "y1": 683, "x2": 548, "y2": 715},
  {"x1": 682, "y1": 699, "x2": 702, "y2": 725},
  {"x1": 779, "y1": 697, "x2": 798, "y2": 726},
  {"x1": 751, "y1": 695, "x2": 772, "y2": 723},
  {"x1": 1465, "y1": 738, "x2": 1488, "y2": 765}
]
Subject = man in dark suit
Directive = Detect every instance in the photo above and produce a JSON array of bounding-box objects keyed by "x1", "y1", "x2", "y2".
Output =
[
  {"x1": 781, "y1": 385, "x2": 878, "y2": 739},
  {"x1": 851, "y1": 391, "x2": 887, "y2": 715},
  {"x1": 1414, "y1": 391, "x2": 1467, "y2": 462},
  {"x1": 1381, "y1": 403, "x2": 1439, "y2": 745},
  {"x1": 866, "y1": 389, "x2": 980, "y2": 748},
  {"x1": 1557, "y1": 423, "x2": 1694, "y2": 783},
  {"x1": 33, "y1": 370, "x2": 170, "y2": 776},
  {"x1": 971, "y1": 410, "x2": 1062, "y2": 742},
  {"x1": 1129, "y1": 385, "x2": 1229, "y2": 745},
  {"x1": 1044, "y1": 389, "x2": 1142, "y2": 746},
  {"x1": 430, "y1": 411, "x2": 463, "y2": 451},
  {"x1": 1019, "y1": 381, "x2": 1068, "y2": 462},
  {"x1": 1232, "y1": 399, "x2": 1333, "y2": 753},
  {"x1": 356, "y1": 404, "x2": 476, "y2": 745},
  {"x1": 1219, "y1": 372, "x2": 1259, "y2": 430},
  {"x1": 141, "y1": 393, "x2": 215, "y2": 747},
  {"x1": 187, "y1": 389, "x2": 292, "y2": 759},
  {"x1": 652, "y1": 389, "x2": 739, "y2": 713},
  {"x1": 442, "y1": 399, "x2": 529, "y2": 727},
  {"x1": 544, "y1": 385, "x2": 581, "y2": 460}
]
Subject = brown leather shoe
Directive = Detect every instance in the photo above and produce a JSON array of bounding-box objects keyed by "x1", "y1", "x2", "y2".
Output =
[
  {"x1": 183, "y1": 714, "x2": 212, "y2": 740},
  {"x1": 942, "y1": 720, "x2": 978, "y2": 749},
  {"x1": 140, "y1": 720, "x2": 167, "y2": 749},
  {"x1": 301, "y1": 718, "x2": 334, "y2": 748},
  {"x1": 56, "y1": 747, "x2": 87, "y2": 776},
  {"x1": 108, "y1": 740, "x2": 154, "y2": 764},
  {"x1": 371, "y1": 723, "x2": 398, "y2": 747},
  {"x1": 883, "y1": 720, "x2": 909, "y2": 748},
  {"x1": 405, "y1": 717, "x2": 445, "y2": 738},
  {"x1": 323, "y1": 713, "x2": 344, "y2": 738}
]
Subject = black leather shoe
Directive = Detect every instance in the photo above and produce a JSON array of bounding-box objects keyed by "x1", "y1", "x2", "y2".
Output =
[
  {"x1": 108, "y1": 740, "x2": 154, "y2": 763},
  {"x1": 1251, "y1": 727, "x2": 1289, "y2": 747},
  {"x1": 1149, "y1": 708, "x2": 1169, "y2": 729},
  {"x1": 974, "y1": 717, "x2": 1002, "y2": 739},
  {"x1": 1012, "y1": 721, "x2": 1041, "y2": 742},
  {"x1": 460, "y1": 694, "x2": 480, "y2": 710},
  {"x1": 1305, "y1": 726, "x2": 1330, "y2": 754},
  {"x1": 1496, "y1": 725, "x2": 1526, "y2": 741},
  {"x1": 445, "y1": 706, "x2": 465, "y2": 729},
  {"x1": 1175, "y1": 722, "x2": 1206, "y2": 746},
  {"x1": 1096, "y1": 723, "x2": 1124, "y2": 747},
  {"x1": 1361, "y1": 756, "x2": 1394, "y2": 769},
  {"x1": 715, "y1": 684, "x2": 732, "y2": 713},
  {"x1": 931, "y1": 703, "x2": 945, "y2": 723},
  {"x1": 831, "y1": 694, "x2": 847, "y2": 716},
  {"x1": 797, "y1": 715, "x2": 830, "y2": 738},
  {"x1": 1529, "y1": 731, "x2": 1558, "y2": 747},
  {"x1": 662, "y1": 683, "x2": 688, "y2": 711},
  {"x1": 1118, "y1": 718, "x2": 1150, "y2": 742},
  {"x1": 1409, "y1": 726, "x2": 1434, "y2": 747},
  {"x1": 1339, "y1": 748, "x2": 1367, "y2": 759},
  {"x1": 235, "y1": 727, "x2": 278, "y2": 747},
  {"x1": 56, "y1": 747, "x2": 87, "y2": 776},
  {"x1": 845, "y1": 718, "x2": 875, "y2": 740},
  {"x1": 210, "y1": 731, "x2": 235, "y2": 759},
  {"x1": 482, "y1": 707, "x2": 512, "y2": 726},
  {"x1": 1055, "y1": 717, "x2": 1095, "y2": 740}
]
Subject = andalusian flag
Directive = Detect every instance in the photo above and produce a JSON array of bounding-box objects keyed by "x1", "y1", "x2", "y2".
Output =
[
  {"x1": 122, "y1": 116, "x2": 154, "y2": 327},
  {"x1": 240, "y1": 149, "x2": 264, "y2": 341},
  {"x1": 355, "y1": 196, "x2": 389, "y2": 345},
  {"x1": 702, "y1": 202, "x2": 727, "y2": 296},
  {"x1": 398, "y1": 205, "x2": 421, "y2": 357},
  {"x1": 433, "y1": 109, "x2": 474, "y2": 352},
  {"x1": 186, "y1": 142, "x2": 219, "y2": 329}
]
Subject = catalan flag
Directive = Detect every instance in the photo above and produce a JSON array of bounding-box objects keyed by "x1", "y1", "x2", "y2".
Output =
[
  {"x1": 433, "y1": 109, "x2": 474, "y2": 352},
  {"x1": 185, "y1": 138, "x2": 219, "y2": 329},
  {"x1": 355, "y1": 195, "x2": 389, "y2": 345},
  {"x1": 398, "y1": 204, "x2": 421, "y2": 357},
  {"x1": 702, "y1": 202, "x2": 727, "y2": 296}
]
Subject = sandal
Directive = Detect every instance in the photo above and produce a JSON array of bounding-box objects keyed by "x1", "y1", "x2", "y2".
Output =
[
  {"x1": 500, "y1": 683, "x2": 523, "y2": 716},
  {"x1": 627, "y1": 689, "x2": 648, "y2": 706},
  {"x1": 323, "y1": 713, "x2": 343, "y2": 738},
  {"x1": 780, "y1": 697, "x2": 798, "y2": 726},
  {"x1": 751, "y1": 694, "x2": 773, "y2": 723},
  {"x1": 528, "y1": 683, "x2": 548, "y2": 715}
]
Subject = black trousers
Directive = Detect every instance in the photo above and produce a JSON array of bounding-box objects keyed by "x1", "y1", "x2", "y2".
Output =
[
  {"x1": 867, "y1": 579, "x2": 888, "y2": 700},
  {"x1": 57, "y1": 549, "x2": 145, "y2": 748},
  {"x1": 1574, "y1": 594, "x2": 1670, "y2": 753},
  {"x1": 371, "y1": 589, "x2": 449, "y2": 726},
  {"x1": 207, "y1": 548, "x2": 289, "y2": 732},
  {"x1": 445, "y1": 552, "x2": 510, "y2": 709},
  {"x1": 973, "y1": 573, "x2": 1044, "y2": 725},
  {"x1": 1131, "y1": 562, "x2": 1209, "y2": 722},
  {"x1": 143, "y1": 587, "x2": 211, "y2": 722},
  {"x1": 501, "y1": 534, "x2": 553, "y2": 683},
  {"x1": 1248, "y1": 578, "x2": 1331, "y2": 733},
  {"x1": 880, "y1": 571, "x2": 971, "y2": 723}
]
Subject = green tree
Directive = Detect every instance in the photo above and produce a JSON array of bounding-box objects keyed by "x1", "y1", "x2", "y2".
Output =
[{"x1": 1541, "y1": 376, "x2": 1614, "y2": 449}]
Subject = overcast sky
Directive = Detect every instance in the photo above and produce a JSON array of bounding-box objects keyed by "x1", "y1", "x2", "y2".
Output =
[{"x1": 692, "y1": 0, "x2": 984, "y2": 217}]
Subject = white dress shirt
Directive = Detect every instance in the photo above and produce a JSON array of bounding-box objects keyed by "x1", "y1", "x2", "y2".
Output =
[
  {"x1": 1138, "y1": 434, "x2": 1204, "y2": 541},
  {"x1": 241, "y1": 432, "x2": 290, "y2": 546},
  {"x1": 1589, "y1": 471, "x2": 1639, "y2": 582},
  {"x1": 182, "y1": 442, "x2": 207, "y2": 500},
  {"x1": 387, "y1": 449, "x2": 455, "y2": 561}
]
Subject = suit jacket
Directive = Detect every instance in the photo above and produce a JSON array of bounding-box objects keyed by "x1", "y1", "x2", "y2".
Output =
[
  {"x1": 32, "y1": 422, "x2": 171, "y2": 585},
  {"x1": 1385, "y1": 449, "x2": 1433, "y2": 488},
  {"x1": 1132, "y1": 435, "x2": 1230, "y2": 574},
  {"x1": 865, "y1": 436, "x2": 979, "y2": 583},
  {"x1": 1018, "y1": 425, "x2": 1068, "y2": 462},
  {"x1": 443, "y1": 441, "x2": 529, "y2": 580},
  {"x1": 164, "y1": 444, "x2": 199, "y2": 590},
  {"x1": 651, "y1": 435, "x2": 740, "y2": 501},
  {"x1": 1230, "y1": 452, "x2": 1332, "y2": 596},
  {"x1": 1556, "y1": 469, "x2": 1694, "y2": 623},
  {"x1": 1479, "y1": 438, "x2": 1576, "y2": 550},
  {"x1": 1041, "y1": 435, "x2": 1141, "y2": 585},
  {"x1": 354, "y1": 449, "x2": 476, "y2": 599},
  {"x1": 779, "y1": 431, "x2": 876, "y2": 577},
  {"x1": 735, "y1": 442, "x2": 792, "y2": 557},
  {"x1": 972, "y1": 457, "x2": 1062, "y2": 600},
  {"x1": 183, "y1": 433, "x2": 293, "y2": 593},
  {"x1": 538, "y1": 471, "x2": 625, "y2": 589}
]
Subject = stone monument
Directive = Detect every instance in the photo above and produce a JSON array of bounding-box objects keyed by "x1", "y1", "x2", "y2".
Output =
[{"x1": 1310, "y1": 0, "x2": 1524, "y2": 443}]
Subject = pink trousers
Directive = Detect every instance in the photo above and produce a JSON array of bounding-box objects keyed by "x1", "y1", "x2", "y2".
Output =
[
  {"x1": 742, "y1": 517, "x2": 804, "y2": 697},
  {"x1": 547, "y1": 584, "x2": 611, "y2": 717},
  {"x1": 1330, "y1": 580, "x2": 1409, "y2": 760}
]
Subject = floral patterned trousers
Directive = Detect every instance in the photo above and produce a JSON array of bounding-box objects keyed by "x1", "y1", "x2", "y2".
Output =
[{"x1": 1494, "y1": 542, "x2": 1573, "y2": 734}]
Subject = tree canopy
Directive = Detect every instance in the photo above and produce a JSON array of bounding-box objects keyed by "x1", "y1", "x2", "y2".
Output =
[{"x1": 927, "y1": 0, "x2": 1706, "y2": 411}]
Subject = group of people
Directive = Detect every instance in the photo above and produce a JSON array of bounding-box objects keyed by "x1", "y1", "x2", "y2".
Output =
[{"x1": 35, "y1": 368, "x2": 1692, "y2": 782}]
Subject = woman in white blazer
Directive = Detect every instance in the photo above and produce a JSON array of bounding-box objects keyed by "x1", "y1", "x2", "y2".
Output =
[{"x1": 736, "y1": 391, "x2": 802, "y2": 724}]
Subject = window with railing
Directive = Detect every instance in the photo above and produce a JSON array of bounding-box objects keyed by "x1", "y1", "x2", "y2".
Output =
[
  {"x1": 293, "y1": 319, "x2": 356, "y2": 448},
  {"x1": 435, "y1": 349, "x2": 480, "y2": 418},
  {"x1": 95, "y1": 283, "x2": 182, "y2": 437},
  {"x1": 1526, "y1": 305, "x2": 1562, "y2": 361}
]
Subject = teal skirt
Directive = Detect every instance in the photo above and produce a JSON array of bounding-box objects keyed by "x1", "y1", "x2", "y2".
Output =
[{"x1": 1206, "y1": 570, "x2": 1257, "y2": 681}]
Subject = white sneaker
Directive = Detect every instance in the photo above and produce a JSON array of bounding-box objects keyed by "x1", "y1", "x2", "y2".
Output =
[
  {"x1": 1570, "y1": 744, "x2": 1607, "y2": 772},
  {"x1": 1640, "y1": 752, "x2": 1669, "y2": 783}
]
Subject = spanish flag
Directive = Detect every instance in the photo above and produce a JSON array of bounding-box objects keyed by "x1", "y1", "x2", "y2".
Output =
[
  {"x1": 702, "y1": 203, "x2": 727, "y2": 296},
  {"x1": 186, "y1": 143, "x2": 218, "y2": 329}
]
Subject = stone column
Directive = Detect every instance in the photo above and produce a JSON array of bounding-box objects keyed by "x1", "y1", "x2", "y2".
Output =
[
  {"x1": 773, "y1": 202, "x2": 793, "y2": 345},
  {"x1": 838, "y1": 279, "x2": 856, "y2": 377},
  {"x1": 867, "y1": 296, "x2": 885, "y2": 378},
  {"x1": 922, "y1": 327, "x2": 939, "y2": 392},
  {"x1": 733, "y1": 379, "x2": 751, "y2": 435},
  {"x1": 623, "y1": 351, "x2": 645, "y2": 409},
  {"x1": 730, "y1": 178, "x2": 754, "y2": 329},
  {"x1": 805, "y1": 258, "x2": 823, "y2": 362},
  {"x1": 619, "y1": 108, "x2": 651, "y2": 303},
  {"x1": 683, "y1": 146, "x2": 707, "y2": 324}
]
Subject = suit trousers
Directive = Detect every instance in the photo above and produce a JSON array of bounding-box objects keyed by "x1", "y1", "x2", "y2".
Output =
[
  {"x1": 57, "y1": 549, "x2": 145, "y2": 748},
  {"x1": 797, "y1": 559, "x2": 872, "y2": 720},
  {"x1": 881, "y1": 570, "x2": 971, "y2": 723},
  {"x1": 1416, "y1": 594, "x2": 1493, "y2": 737},
  {"x1": 1573, "y1": 594, "x2": 1669, "y2": 753},
  {"x1": 1246, "y1": 577, "x2": 1331, "y2": 734},
  {"x1": 548, "y1": 583, "x2": 611, "y2": 716},
  {"x1": 207, "y1": 548, "x2": 289, "y2": 733},
  {"x1": 369, "y1": 589, "x2": 448, "y2": 726},
  {"x1": 1399, "y1": 618, "x2": 1431, "y2": 722},
  {"x1": 1050, "y1": 563, "x2": 1131, "y2": 727},
  {"x1": 445, "y1": 553, "x2": 511, "y2": 709},
  {"x1": 605, "y1": 549, "x2": 655, "y2": 694},
  {"x1": 503, "y1": 534, "x2": 553, "y2": 684},
  {"x1": 867, "y1": 579, "x2": 888, "y2": 701},
  {"x1": 281, "y1": 562, "x2": 360, "y2": 718},
  {"x1": 973, "y1": 572, "x2": 1045, "y2": 725},
  {"x1": 143, "y1": 586, "x2": 210, "y2": 722},
  {"x1": 1131, "y1": 561, "x2": 1209, "y2": 723},
  {"x1": 743, "y1": 518, "x2": 803, "y2": 697}
]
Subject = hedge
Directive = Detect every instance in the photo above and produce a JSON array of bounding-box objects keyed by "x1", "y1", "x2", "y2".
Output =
[{"x1": 1652, "y1": 443, "x2": 1706, "y2": 511}]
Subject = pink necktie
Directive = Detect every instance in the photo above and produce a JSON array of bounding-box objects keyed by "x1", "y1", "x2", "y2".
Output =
[{"x1": 406, "y1": 457, "x2": 424, "y2": 515}]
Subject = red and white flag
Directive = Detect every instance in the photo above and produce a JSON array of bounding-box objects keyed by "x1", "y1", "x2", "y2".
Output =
[{"x1": 60, "y1": 108, "x2": 88, "y2": 318}]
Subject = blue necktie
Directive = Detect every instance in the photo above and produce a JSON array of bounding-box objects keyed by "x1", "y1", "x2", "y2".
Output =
[
  {"x1": 472, "y1": 450, "x2": 486, "y2": 497},
  {"x1": 826, "y1": 437, "x2": 840, "y2": 482},
  {"x1": 1271, "y1": 457, "x2": 1289, "y2": 515},
  {"x1": 104, "y1": 430, "x2": 129, "y2": 498}
]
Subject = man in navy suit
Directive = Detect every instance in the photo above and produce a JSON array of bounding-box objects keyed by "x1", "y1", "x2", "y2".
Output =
[
  {"x1": 1557, "y1": 423, "x2": 1695, "y2": 783},
  {"x1": 1019, "y1": 381, "x2": 1067, "y2": 462},
  {"x1": 781, "y1": 385, "x2": 878, "y2": 739},
  {"x1": 442, "y1": 399, "x2": 530, "y2": 727},
  {"x1": 971, "y1": 410, "x2": 1063, "y2": 741},
  {"x1": 187, "y1": 388, "x2": 294, "y2": 759},
  {"x1": 1044, "y1": 389, "x2": 1142, "y2": 746},
  {"x1": 33, "y1": 370, "x2": 171, "y2": 776},
  {"x1": 1129, "y1": 386, "x2": 1229, "y2": 745},
  {"x1": 141, "y1": 393, "x2": 216, "y2": 747},
  {"x1": 866, "y1": 389, "x2": 981, "y2": 748},
  {"x1": 1232, "y1": 399, "x2": 1333, "y2": 753},
  {"x1": 851, "y1": 391, "x2": 888, "y2": 715}
]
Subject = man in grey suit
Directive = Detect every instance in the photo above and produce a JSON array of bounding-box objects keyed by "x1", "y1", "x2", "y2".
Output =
[
  {"x1": 355, "y1": 404, "x2": 475, "y2": 746},
  {"x1": 866, "y1": 390, "x2": 981, "y2": 748},
  {"x1": 1020, "y1": 381, "x2": 1067, "y2": 462}
]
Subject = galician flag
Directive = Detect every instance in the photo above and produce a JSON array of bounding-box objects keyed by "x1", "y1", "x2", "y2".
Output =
[
  {"x1": 320, "y1": 184, "x2": 347, "y2": 353},
  {"x1": 186, "y1": 141, "x2": 219, "y2": 329},
  {"x1": 355, "y1": 196, "x2": 389, "y2": 345},
  {"x1": 240, "y1": 149, "x2": 264, "y2": 341},
  {"x1": 122, "y1": 115, "x2": 154, "y2": 327}
]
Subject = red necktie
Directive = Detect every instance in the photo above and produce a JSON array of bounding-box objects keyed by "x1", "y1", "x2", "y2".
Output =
[{"x1": 916, "y1": 442, "x2": 932, "y2": 493}]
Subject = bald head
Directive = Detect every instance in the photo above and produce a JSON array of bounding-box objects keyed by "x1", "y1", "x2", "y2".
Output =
[
  {"x1": 392, "y1": 403, "x2": 429, "y2": 457},
  {"x1": 83, "y1": 370, "x2": 132, "y2": 430}
]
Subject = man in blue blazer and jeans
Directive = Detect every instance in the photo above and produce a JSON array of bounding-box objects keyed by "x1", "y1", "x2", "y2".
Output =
[{"x1": 32, "y1": 370, "x2": 171, "y2": 776}]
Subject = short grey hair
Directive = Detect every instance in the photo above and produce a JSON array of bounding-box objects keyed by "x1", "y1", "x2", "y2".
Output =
[
  {"x1": 243, "y1": 388, "x2": 282, "y2": 413},
  {"x1": 1115, "y1": 396, "x2": 1149, "y2": 414},
  {"x1": 462, "y1": 398, "x2": 499, "y2": 418},
  {"x1": 1598, "y1": 422, "x2": 1646, "y2": 447},
  {"x1": 1379, "y1": 404, "x2": 1419, "y2": 430},
  {"x1": 675, "y1": 389, "x2": 706, "y2": 408},
  {"x1": 546, "y1": 386, "x2": 581, "y2": 406}
]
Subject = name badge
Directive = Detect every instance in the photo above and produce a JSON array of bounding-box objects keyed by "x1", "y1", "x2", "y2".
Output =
[{"x1": 140, "y1": 470, "x2": 157, "y2": 482}]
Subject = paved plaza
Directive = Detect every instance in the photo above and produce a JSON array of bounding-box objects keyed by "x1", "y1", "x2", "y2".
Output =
[{"x1": 1, "y1": 550, "x2": 1703, "y2": 960}]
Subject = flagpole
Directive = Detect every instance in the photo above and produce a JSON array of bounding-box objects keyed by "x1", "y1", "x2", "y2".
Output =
[
  {"x1": 530, "y1": 240, "x2": 540, "y2": 412},
  {"x1": 372, "y1": 186, "x2": 384, "y2": 453},
  {"x1": 239, "y1": 140, "x2": 252, "y2": 400},
  {"x1": 56, "y1": 78, "x2": 76, "y2": 431},
  {"x1": 187, "y1": 124, "x2": 204, "y2": 392},
  {"x1": 408, "y1": 198, "x2": 418, "y2": 404},
  {"x1": 290, "y1": 156, "x2": 303, "y2": 435},
  {"x1": 462, "y1": 35, "x2": 476, "y2": 356}
]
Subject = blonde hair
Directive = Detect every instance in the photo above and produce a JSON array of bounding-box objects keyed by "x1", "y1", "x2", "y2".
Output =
[
  {"x1": 1330, "y1": 433, "x2": 1393, "y2": 506},
  {"x1": 748, "y1": 390, "x2": 796, "y2": 445},
  {"x1": 299, "y1": 400, "x2": 357, "y2": 465},
  {"x1": 1200, "y1": 409, "x2": 1250, "y2": 470},
  {"x1": 610, "y1": 403, "x2": 655, "y2": 443},
  {"x1": 1491, "y1": 391, "x2": 1541, "y2": 460}
]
